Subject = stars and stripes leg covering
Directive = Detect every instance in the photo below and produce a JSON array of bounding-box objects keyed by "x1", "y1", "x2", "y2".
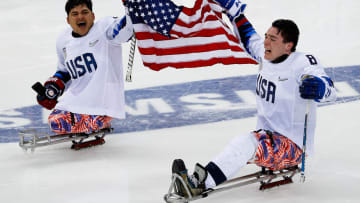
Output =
[
  {"x1": 253, "y1": 131, "x2": 303, "y2": 170},
  {"x1": 48, "y1": 109, "x2": 112, "y2": 134}
]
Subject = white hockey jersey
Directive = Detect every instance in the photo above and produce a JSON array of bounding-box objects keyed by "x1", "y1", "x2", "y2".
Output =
[
  {"x1": 248, "y1": 34, "x2": 336, "y2": 155},
  {"x1": 54, "y1": 15, "x2": 133, "y2": 119}
]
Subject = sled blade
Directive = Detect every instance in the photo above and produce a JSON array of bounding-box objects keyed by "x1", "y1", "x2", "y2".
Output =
[
  {"x1": 71, "y1": 137, "x2": 105, "y2": 150},
  {"x1": 260, "y1": 177, "x2": 293, "y2": 190}
]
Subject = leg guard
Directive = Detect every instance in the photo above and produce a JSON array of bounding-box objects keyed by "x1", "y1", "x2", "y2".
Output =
[
  {"x1": 48, "y1": 109, "x2": 112, "y2": 134},
  {"x1": 253, "y1": 130, "x2": 303, "y2": 170}
]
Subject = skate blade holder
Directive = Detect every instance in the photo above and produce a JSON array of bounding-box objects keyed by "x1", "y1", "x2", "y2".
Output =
[
  {"x1": 71, "y1": 134, "x2": 106, "y2": 150},
  {"x1": 69, "y1": 127, "x2": 114, "y2": 150},
  {"x1": 258, "y1": 167, "x2": 299, "y2": 190}
]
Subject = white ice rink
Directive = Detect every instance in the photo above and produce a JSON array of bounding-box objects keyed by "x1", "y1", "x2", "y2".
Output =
[{"x1": 1, "y1": 0, "x2": 360, "y2": 203}]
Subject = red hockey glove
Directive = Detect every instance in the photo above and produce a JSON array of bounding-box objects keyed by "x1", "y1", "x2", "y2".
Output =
[{"x1": 35, "y1": 77, "x2": 65, "y2": 110}]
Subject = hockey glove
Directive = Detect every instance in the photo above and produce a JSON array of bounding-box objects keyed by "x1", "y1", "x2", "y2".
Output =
[
  {"x1": 122, "y1": 0, "x2": 128, "y2": 7},
  {"x1": 213, "y1": 0, "x2": 247, "y2": 21},
  {"x1": 35, "y1": 77, "x2": 65, "y2": 110},
  {"x1": 299, "y1": 76, "x2": 326, "y2": 101}
]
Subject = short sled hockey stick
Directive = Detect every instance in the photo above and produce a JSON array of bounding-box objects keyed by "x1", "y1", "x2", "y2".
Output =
[
  {"x1": 300, "y1": 100, "x2": 310, "y2": 182},
  {"x1": 125, "y1": 33, "x2": 137, "y2": 82},
  {"x1": 164, "y1": 166, "x2": 300, "y2": 203}
]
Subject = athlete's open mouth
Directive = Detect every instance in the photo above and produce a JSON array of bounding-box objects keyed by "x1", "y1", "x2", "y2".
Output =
[{"x1": 77, "y1": 22, "x2": 86, "y2": 27}]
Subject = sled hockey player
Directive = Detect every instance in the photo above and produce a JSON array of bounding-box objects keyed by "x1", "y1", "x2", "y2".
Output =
[
  {"x1": 34, "y1": 0, "x2": 133, "y2": 136},
  {"x1": 170, "y1": 0, "x2": 337, "y2": 198}
]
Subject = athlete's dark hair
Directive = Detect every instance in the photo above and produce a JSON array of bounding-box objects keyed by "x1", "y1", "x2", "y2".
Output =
[
  {"x1": 65, "y1": 0, "x2": 93, "y2": 15},
  {"x1": 272, "y1": 19, "x2": 300, "y2": 52}
]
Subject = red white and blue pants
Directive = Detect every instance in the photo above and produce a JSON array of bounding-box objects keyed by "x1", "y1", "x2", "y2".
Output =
[
  {"x1": 48, "y1": 109, "x2": 112, "y2": 134},
  {"x1": 253, "y1": 130, "x2": 303, "y2": 170}
]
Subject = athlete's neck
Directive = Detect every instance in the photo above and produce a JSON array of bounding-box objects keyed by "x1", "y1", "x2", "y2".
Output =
[
  {"x1": 72, "y1": 31, "x2": 83, "y2": 38},
  {"x1": 271, "y1": 54, "x2": 289, "y2": 64}
]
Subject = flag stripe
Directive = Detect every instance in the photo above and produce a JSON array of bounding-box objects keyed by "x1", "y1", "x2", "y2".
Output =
[
  {"x1": 175, "y1": 10, "x2": 218, "y2": 29},
  {"x1": 138, "y1": 41, "x2": 244, "y2": 56},
  {"x1": 140, "y1": 49, "x2": 255, "y2": 64},
  {"x1": 144, "y1": 57, "x2": 257, "y2": 71},
  {"x1": 135, "y1": 26, "x2": 239, "y2": 43},
  {"x1": 135, "y1": 34, "x2": 243, "y2": 49}
]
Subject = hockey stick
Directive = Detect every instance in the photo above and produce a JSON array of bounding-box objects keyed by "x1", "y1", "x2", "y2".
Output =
[
  {"x1": 125, "y1": 33, "x2": 137, "y2": 82},
  {"x1": 300, "y1": 100, "x2": 310, "y2": 182}
]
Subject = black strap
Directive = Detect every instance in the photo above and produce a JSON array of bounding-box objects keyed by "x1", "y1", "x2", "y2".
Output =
[
  {"x1": 70, "y1": 112, "x2": 75, "y2": 126},
  {"x1": 254, "y1": 129, "x2": 275, "y2": 148},
  {"x1": 254, "y1": 129, "x2": 262, "y2": 133},
  {"x1": 265, "y1": 130, "x2": 275, "y2": 148},
  {"x1": 205, "y1": 162, "x2": 227, "y2": 186}
]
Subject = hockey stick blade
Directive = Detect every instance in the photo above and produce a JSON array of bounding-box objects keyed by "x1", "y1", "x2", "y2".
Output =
[{"x1": 259, "y1": 177, "x2": 293, "y2": 190}]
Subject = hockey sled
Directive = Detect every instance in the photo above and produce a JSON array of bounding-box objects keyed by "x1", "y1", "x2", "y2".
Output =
[
  {"x1": 19, "y1": 127, "x2": 113, "y2": 152},
  {"x1": 164, "y1": 166, "x2": 300, "y2": 203}
]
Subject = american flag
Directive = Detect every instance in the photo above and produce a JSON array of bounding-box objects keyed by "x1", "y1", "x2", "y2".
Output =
[{"x1": 126, "y1": 0, "x2": 258, "y2": 71}]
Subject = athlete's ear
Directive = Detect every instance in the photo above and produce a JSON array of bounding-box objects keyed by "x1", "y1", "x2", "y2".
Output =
[
  {"x1": 67, "y1": 16, "x2": 70, "y2": 25},
  {"x1": 286, "y1": 42, "x2": 293, "y2": 53},
  {"x1": 286, "y1": 42, "x2": 294, "y2": 52}
]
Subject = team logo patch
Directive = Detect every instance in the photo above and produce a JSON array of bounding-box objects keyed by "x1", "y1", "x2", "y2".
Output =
[
  {"x1": 278, "y1": 76, "x2": 288, "y2": 81},
  {"x1": 89, "y1": 39, "x2": 99, "y2": 47}
]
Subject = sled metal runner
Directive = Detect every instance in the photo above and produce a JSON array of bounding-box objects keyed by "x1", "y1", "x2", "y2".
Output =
[
  {"x1": 164, "y1": 166, "x2": 300, "y2": 203},
  {"x1": 19, "y1": 127, "x2": 113, "y2": 152}
]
